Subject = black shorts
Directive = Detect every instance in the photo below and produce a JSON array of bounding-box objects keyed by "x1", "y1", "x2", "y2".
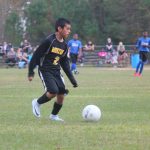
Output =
[
  {"x1": 38, "y1": 69, "x2": 66, "y2": 94},
  {"x1": 70, "y1": 53, "x2": 78, "y2": 63},
  {"x1": 139, "y1": 51, "x2": 148, "y2": 62}
]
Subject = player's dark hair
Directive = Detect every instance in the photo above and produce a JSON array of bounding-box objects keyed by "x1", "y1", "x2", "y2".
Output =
[{"x1": 55, "y1": 18, "x2": 70, "y2": 32}]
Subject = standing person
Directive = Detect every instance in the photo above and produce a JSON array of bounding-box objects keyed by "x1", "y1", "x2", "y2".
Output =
[
  {"x1": 28, "y1": 18, "x2": 78, "y2": 122},
  {"x1": 134, "y1": 31, "x2": 150, "y2": 77},
  {"x1": 68, "y1": 33, "x2": 82, "y2": 74}
]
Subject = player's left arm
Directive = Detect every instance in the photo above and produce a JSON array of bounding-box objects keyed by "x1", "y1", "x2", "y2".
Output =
[
  {"x1": 78, "y1": 41, "x2": 83, "y2": 58},
  {"x1": 148, "y1": 38, "x2": 150, "y2": 48},
  {"x1": 60, "y1": 50, "x2": 78, "y2": 87}
]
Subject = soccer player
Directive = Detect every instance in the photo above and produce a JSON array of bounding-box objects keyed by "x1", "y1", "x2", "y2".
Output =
[
  {"x1": 134, "y1": 31, "x2": 150, "y2": 77},
  {"x1": 28, "y1": 18, "x2": 78, "y2": 121},
  {"x1": 68, "y1": 33, "x2": 82, "y2": 74}
]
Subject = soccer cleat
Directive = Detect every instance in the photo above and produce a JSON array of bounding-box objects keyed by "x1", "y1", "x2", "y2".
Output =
[
  {"x1": 137, "y1": 73, "x2": 141, "y2": 77},
  {"x1": 134, "y1": 72, "x2": 141, "y2": 77},
  {"x1": 134, "y1": 72, "x2": 138, "y2": 77},
  {"x1": 49, "y1": 114, "x2": 64, "y2": 122},
  {"x1": 134, "y1": 72, "x2": 137, "y2": 77},
  {"x1": 32, "y1": 99, "x2": 41, "y2": 118}
]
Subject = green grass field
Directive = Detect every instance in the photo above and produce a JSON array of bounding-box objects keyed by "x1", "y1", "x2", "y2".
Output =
[{"x1": 0, "y1": 67, "x2": 150, "y2": 150}]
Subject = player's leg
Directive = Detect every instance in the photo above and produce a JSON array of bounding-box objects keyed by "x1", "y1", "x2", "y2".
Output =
[
  {"x1": 50, "y1": 74, "x2": 66, "y2": 121},
  {"x1": 32, "y1": 70, "x2": 58, "y2": 118},
  {"x1": 50, "y1": 94, "x2": 65, "y2": 121},
  {"x1": 135, "y1": 52, "x2": 142, "y2": 76},
  {"x1": 70, "y1": 53, "x2": 76, "y2": 71},
  {"x1": 139, "y1": 62, "x2": 144, "y2": 75},
  {"x1": 135, "y1": 61, "x2": 141, "y2": 74},
  {"x1": 139, "y1": 52, "x2": 148, "y2": 75},
  {"x1": 72, "y1": 54, "x2": 79, "y2": 74}
]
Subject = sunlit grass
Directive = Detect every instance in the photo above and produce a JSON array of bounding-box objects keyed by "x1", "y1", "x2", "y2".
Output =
[{"x1": 0, "y1": 67, "x2": 150, "y2": 150}]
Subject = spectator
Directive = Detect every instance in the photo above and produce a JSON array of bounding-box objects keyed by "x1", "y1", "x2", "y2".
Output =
[
  {"x1": 6, "y1": 43, "x2": 13, "y2": 54},
  {"x1": 0, "y1": 43, "x2": 4, "y2": 55},
  {"x1": 83, "y1": 41, "x2": 95, "y2": 51},
  {"x1": 117, "y1": 41, "x2": 128, "y2": 66},
  {"x1": 117, "y1": 42, "x2": 125, "y2": 53},
  {"x1": 5, "y1": 47, "x2": 16, "y2": 67},
  {"x1": 98, "y1": 48, "x2": 107, "y2": 65},
  {"x1": 111, "y1": 49, "x2": 118, "y2": 67},
  {"x1": 2, "y1": 41, "x2": 8, "y2": 55},
  {"x1": 0, "y1": 42, "x2": 9, "y2": 62},
  {"x1": 106, "y1": 38, "x2": 113, "y2": 52},
  {"x1": 16, "y1": 48, "x2": 28, "y2": 68},
  {"x1": 21, "y1": 39, "x2": 32, "y2": 54},
  {"x1": 105, "y1": 37, "x2": 114, "y2": 63}
]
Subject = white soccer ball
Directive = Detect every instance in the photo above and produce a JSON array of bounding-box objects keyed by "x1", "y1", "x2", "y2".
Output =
[{"x1": 82, "y1": 105, "x2": 101, "y2": 122}]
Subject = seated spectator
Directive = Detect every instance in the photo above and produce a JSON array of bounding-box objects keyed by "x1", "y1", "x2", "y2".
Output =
[
  {"x1": 98, "y1": 48, "x2": 107, "y2": 58},
  {"x1": 21, "y1": 39, "x2": 32, "y2": 54},
  {"x1": 105, "y1": 38, "x2": 114, "y2": 63},
  {"x1": 97, "y1": 48, "x2": 107, "y2": 65},
  {"x1": 117, "y1": 41, "x2": 125, "y2": 55},
  {"x1": 2, "y1": 42, "x2": 8, "y2": 55},
  {"x1": 83, "y1": 41, "x2": 95, "y2": 51},
  {"x1": 0, "y1": 43, "x2": 4, "y2": 56},
  {"x1": 117, "y1": 41, "x2": 128, "y2": 65},
  {"x1": 6, "y1": 43, "x2": 13, "y2": 54},
  {"x1": 111, "y1": 49, "x2": 118, "y2": 67},
  {"x1": 5, "y1": 47, "x2": 16, "y2": 67},
  {"x1": 17, "y1": 48, "x2": 28, "y2": 68},
  {"x1": 106, "y1": 38, "x2": 113, "y2": 53}
]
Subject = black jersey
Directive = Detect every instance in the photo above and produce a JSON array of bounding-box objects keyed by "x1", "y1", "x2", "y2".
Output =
[{"x1": 28, "y1": 34, "x2": 77, "y2": 86}]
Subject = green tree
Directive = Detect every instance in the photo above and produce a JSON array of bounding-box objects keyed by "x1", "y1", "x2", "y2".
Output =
[
  {"x1": 25, "y1": 0, "x2": 51, "y2": 43},
  {"x1": 49, "y1": 0, "x2": 100, "y2": 43},
  {"x1": 4, "y1": 11, "x2": 23, "y2": 45},
  {"x1": 4, "y1": 0, "x2": 150, "y2": 45}
]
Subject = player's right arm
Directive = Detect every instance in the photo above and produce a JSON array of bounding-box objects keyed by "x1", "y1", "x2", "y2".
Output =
[
  {"x1": 135, "y1": 38, "x2": 141, "y2": 50},
  {"x1": 28, "y1": 39, "x2": 50, "y2": 81},
  {"x1": 78, "y1": 41, "x2": 82, "y2": 58}
]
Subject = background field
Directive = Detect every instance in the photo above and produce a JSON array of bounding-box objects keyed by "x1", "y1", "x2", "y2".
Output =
[{"x1": 0, "y1": 67, "x2": 150, "y2": 150}]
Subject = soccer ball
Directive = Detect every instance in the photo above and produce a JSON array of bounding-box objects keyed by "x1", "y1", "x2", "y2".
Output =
[{"x1": 82, "y1": 105, "x2": 101, "y2": 122}]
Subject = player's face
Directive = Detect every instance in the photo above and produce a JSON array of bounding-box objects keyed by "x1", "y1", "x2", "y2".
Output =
[
  {"x1": 60, "y1": 24, "x2": 71, "y2": 39},
  {"x1": 73, "y1": 34, "x2": 78, "y2": 40},
  {"x1": 143, "y1": 32, "x2": 148, "y2": 37}
]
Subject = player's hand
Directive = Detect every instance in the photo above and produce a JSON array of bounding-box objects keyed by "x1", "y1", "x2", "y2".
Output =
[
  {"x1": 73, "y1": 83, "x2": 78, "y2": 88},
  {"x1": 28, "y1": 76, "x2": 34, "y2": 81}
]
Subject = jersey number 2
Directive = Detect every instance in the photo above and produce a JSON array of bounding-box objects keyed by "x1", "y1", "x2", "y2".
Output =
[{"x1": 53, "y1": 56, "x2": 60, "y2": 65}]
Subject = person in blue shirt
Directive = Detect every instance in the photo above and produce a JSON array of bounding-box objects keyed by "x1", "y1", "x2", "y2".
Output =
[
  {"x1": 68, "y1": 33, "x2": 82, "y2": 74},
  {"x1": 134, "y1": 31, "x2": 150, "y2": 76}
]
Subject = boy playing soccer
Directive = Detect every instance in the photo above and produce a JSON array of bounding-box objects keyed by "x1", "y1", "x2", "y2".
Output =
[
  {"x1": 28, "y1": 18, "x2": 78, "y2": 121},
  {"x1": 134, "y1": 31, "x2": 150, "y2": 77},
  {"x1": 68, "y1": 33, "x2": 82, "y2": 74}
]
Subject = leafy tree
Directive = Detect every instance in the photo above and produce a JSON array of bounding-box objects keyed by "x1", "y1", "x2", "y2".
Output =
[
  {"x1": 4, "y1": 0, "x2": 150, "y2": 45},
  {"x1": 25, "y1": 0, "x2": 51, "y2": 43},
  {"x1": 49, "y1": 0, "x2": 100, "y2": 43},
  {"x1": 4, "y1": 11, "x2": 23, "y2": 45}
]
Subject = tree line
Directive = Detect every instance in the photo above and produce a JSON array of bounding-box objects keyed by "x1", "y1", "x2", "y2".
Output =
[{"x1": 4, "y1": 0, "x2": 150, "y2": 46}]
